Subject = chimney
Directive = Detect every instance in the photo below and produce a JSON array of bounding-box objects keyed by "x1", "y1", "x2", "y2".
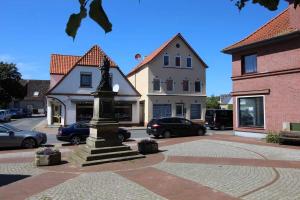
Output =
[{"x1": 289, "y1": 2, "x2": 300, "y2": 29}]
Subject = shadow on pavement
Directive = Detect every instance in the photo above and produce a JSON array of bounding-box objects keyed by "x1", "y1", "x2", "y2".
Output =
[{"x1": 0, "y1": 174, "x2": 31, "y2": 187}]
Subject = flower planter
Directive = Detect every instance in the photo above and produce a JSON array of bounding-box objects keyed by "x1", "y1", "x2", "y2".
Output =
[
  {"x1": 138, "y1": 140, "x2": 159, "y2": 154},
  {"x1": 35, "y1": 152, "x2": 61, "y2": 166}
]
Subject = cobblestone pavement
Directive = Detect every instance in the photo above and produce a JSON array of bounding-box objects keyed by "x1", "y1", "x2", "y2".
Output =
[
  {"x1": 0, "y1": 163, "x2": 44, "y2": 176},
  {"x1": 1, "y1": 135, "x2": 300, "y2": 200},
  {"x1": 28, "y1": 172, "x2": 166, "y2": 200},
  {"x1": 155, "y1": 162, "x2": 275, "y2": 197}
]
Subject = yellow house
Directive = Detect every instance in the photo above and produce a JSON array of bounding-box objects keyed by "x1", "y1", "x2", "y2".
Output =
[{"x1": 127, "y1": 33, "x2": 208, "y2": 125}]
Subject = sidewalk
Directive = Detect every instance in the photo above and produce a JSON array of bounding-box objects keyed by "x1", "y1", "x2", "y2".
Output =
[{"x1": 1, "y1": 135, "x2": 300, "y2": 200}]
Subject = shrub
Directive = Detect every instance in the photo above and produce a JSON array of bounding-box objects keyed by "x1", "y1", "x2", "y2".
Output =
[{"x1": 266, "y1": 131, "x2": 280, "y2": 143}]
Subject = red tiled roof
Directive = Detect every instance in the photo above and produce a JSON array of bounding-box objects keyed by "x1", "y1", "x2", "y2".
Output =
[
  {"x1": 127, "y1": 33, "x2": 208, "y2": 77},
  {"x1": 223, "y1": 8, "x2": 299, "y2": 52},
  {"x1": 50, "y1": 45, "x2": 117, "y2": 75},
  {"x1": 50, "y1": 54, "x2": 81, "y2": 74}
]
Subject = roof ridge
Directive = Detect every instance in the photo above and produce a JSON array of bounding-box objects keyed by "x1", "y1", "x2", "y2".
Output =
[
  {"x1": 51, "y1": 54, "x2": 81, "y2": 57},
  {"x1": 224, "y1": 8, "x2": 290, "y2": 51}
]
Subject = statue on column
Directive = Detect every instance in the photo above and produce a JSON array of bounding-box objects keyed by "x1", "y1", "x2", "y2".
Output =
[{"x1": 97, "y1": 56, "x2": 112, "y2": 92}]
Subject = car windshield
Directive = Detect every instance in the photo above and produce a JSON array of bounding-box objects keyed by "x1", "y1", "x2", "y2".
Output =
[{"x1": 2, "y1": 124, "x2": 21, "y2": 132}]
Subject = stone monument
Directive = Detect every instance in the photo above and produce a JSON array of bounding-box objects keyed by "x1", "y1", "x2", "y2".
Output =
[{"x1": 70, "y1": 57, "x2": 144, "y2": 167}]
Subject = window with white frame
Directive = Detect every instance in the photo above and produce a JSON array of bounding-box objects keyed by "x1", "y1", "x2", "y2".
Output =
[
  {"x1": 195, "y1": 81, "x2": 201, "y2": 93},
  {"x1": 238, "y1": 96, "x2": 264, "y2": 128},
  {"x1": 187, "y1": 57, "x2": 192, "y2": 68},
  {"x1": 175, "y1": 56, "x2": 181, "y2": 67},
  {"x1": 166, "y1": 79, "x2": 173, "y2": 91},
  {"x1": 163, "y1": 55, "x2": 169, "y2": 66},
  {"x1": 182, "y1": 80, "x2": 189, "y2": 91},
  {"x1": 153, "y1": 79, "x2": 160, "y2": 91},
  {"x1": 80, "y1": 72, "x2": 92, "y2": 87}
]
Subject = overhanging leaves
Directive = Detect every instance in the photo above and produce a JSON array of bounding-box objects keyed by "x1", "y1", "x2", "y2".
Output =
[
  {"x1": 65, "y1": 6, "x2": 87, "y2": 40},
  {"x1": 89, "y1": 0, "x2": 112, "y2": 33}
]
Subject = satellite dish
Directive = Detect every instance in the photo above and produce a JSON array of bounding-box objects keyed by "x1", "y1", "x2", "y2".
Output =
[
  {"x1": 113, "y1": 84, "x2": 120, "y2": 93},
  {"x1": 135, "y1": 53, "x2": 142, "y2": 61}
]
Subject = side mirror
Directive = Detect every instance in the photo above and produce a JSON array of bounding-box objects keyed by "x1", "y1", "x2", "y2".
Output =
[{"x1": 8, "y1": 131, "x2": 14, "y2": 136}]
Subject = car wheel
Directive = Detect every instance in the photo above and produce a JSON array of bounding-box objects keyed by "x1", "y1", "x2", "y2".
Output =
[
  {"x1": 117, "y1": 133, "x2": 125, "y2": 142},
  {"x1": 220, "y1": 125, "x2": 225, "y2": 130},
  {"x1": 197, "y1": 129, "x2": 205, "y2": 136},
  {"x1": 22, "y1": 138, "x2": 37, "y2": 149},
  {"x1": 163, "y1": 130, "x2": 171, "y2": 138},
  {"x1": 70, "y1": 136, "x2": 81, "y2": 145}
]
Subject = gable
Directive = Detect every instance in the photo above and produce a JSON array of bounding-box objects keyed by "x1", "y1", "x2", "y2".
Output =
[{"x1": 50, "y1": 65, "x2": 140, "y2": 96}]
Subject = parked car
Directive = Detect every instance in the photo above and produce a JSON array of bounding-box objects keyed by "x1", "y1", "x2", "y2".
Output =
[
  {"x1": 147, "y1": 117, "x2": 206, "y2": 138},
  {"x1": 0, "y1": 110, "x2": 11, "y2": 122},
  {"x1": 205, "y1": 109, "x2": 233, "y2": 130},
  {"x1": 56, "y1": 122, "x2": 131, "y2": 145},
  {"x1": 0, "y1": 124, "x2": 47, "y2": 148},
  {"x1": 10, "y1": 108, "x2": 25, "y2": 119}
]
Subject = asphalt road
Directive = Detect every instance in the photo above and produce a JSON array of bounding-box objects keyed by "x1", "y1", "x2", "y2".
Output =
[{"x1": 6, "y1": 117, "x2": 46, "y2": 131}]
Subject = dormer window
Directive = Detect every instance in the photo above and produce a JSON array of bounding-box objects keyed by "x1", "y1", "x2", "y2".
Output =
[
  {"x1": 187, "y1": 57, "x2": 192, "y2": 68},
  {"x1": 80, "y1": 72, "x2": 92, "y2": 88},
  {"x1": 163, "y1": 55, "x2": 169, "y2": 66},
  {"x1": 242, "y1": 54, "x2": 257, "y2": 74},
  {"x1": 175, "y1": 56, "x2": 181, "y2": 67}
]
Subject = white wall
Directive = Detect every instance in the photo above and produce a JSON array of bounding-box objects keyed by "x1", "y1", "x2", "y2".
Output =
[{"x1": 51, "y1": 66, "x2": 138, "y2": 96}]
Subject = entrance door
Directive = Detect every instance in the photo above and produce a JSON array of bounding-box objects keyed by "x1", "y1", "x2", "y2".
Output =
[
  {"x1": 176, "y1": 104, "x2": 184, "y2": 117},
  {"x1": 52, "y1": 104, "x2": 61, "y2": 124}
]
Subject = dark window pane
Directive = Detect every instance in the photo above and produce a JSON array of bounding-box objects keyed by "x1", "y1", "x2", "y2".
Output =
[
  {"x1": 166, "y1": 79, "x2": 173, "y2": 91},
  {"x1": 195, "y1": 81, "x2": 201, "y2": 92},
  {"x1": 183, "y1": 80, "x2": 189, "y2": 91},
  {"x1": 153, "y1": 79, "x2": 160, "y2": 91},
  {"x1": 164, "y1": 56, "x2": 169, "y2": 66},
  {"x1": 176, "y1": 57, "x2": 181, "y2": 67},
  {"x1": 153, "y1": 104, "x2": 172, "y2": 119},
  {"x1": 243, "y1": 54, "x2": 257, "y2": 74},
  {"x1": 238, "y1": 97, "x2": 264, "y2": 127},
  {"x1": 80, "y1": 74, "x2": 92, "y2": 87},
  {"x1": 191, "y1": 104, "x2": 201, "y2": 119},
  {"x1": 187, "y1": 58, "x2": 192, "y2": 67},
  {"x1": 115, "y1": 102, "x2": 132, "y2": 121}
]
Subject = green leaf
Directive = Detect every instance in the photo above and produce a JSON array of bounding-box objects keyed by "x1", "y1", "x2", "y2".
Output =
[
  {"x1": 253, "y1": 0, "x2": 279, "y2": 11},
  {"x1": 89, "y1": 0, "x2": 112, "y2": 33},
  {"x1": 65, "y1": 6, "x2": 87, "y2": 40}
]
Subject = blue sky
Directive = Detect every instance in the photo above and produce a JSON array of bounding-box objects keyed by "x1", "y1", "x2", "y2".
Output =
[{"x1": 0, "y1": 0, "x2": 288, "y2": 96}]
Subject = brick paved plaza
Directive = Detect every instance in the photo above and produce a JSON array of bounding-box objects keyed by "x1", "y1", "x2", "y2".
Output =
[{"x1": 1, "y1": 134, "x2": 300, "y2": 200}]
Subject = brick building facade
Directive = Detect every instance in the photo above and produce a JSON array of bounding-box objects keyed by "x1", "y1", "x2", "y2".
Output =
[{"x1": 223, "y1": 4, "x2": 300, "y2": 138}]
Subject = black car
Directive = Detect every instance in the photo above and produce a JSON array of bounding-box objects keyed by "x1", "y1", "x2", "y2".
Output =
[
  {"x1": 205, "y1": 109, "x2": 233, "y2": 130},
  {"x1": 147, "y1": 117, "x2": 206, "y2": 138},
  {"x1": 56, "y1": 122, "x2": 131, "y2": 145}
]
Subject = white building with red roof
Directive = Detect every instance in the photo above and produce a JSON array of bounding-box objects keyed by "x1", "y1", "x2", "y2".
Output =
[
  {"x1": 127, "y1": 33, "x2": 207, "y2": 125},
  {"x1": 46, "y1": 45, "x2": 141, "y2": 126}
]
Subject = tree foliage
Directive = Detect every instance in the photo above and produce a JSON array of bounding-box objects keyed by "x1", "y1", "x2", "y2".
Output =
[
  {"x1": 67, "y1": 0, "x2": 299, "y2": 39},
  {"x1": 206, "y1": 95, "x2": 221, "y2": 109},
  {"x1": 0, "y1": 62, "x2": 26, "y2": 108}
]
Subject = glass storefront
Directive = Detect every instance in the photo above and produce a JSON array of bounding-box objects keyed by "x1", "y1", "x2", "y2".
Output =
[{"x1": 238, "y1": 97, "x2": 264, "y2": 128}]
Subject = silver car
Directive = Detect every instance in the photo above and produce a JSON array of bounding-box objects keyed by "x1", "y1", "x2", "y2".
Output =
[{"x1": 0, "y1": 124, "x2": 47, "y2": 148}]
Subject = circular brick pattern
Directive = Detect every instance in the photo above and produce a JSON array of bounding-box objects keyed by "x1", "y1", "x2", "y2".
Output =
[
  {"x1": 28, "y1": 172, "x2": 166, "y2": 200},
  {"x1": 161, "y1": 140, "x2": 263, "y2": 159},
  {"x1": 244, "y1": 168, "x2": 300, "y2": 200},
  {"x1": 155, "y1": 162, "x2": 276, "y2": 197}
]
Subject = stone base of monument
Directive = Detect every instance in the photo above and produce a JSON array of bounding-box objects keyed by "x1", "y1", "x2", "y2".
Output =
[{"x1": 69, "y1": 122, "x2": 145, "y2": 167}]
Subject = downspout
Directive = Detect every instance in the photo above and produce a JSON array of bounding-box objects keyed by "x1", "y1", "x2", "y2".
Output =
[{"x1": 47, "y1": 96, "x2": 67, "y2": 127}]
